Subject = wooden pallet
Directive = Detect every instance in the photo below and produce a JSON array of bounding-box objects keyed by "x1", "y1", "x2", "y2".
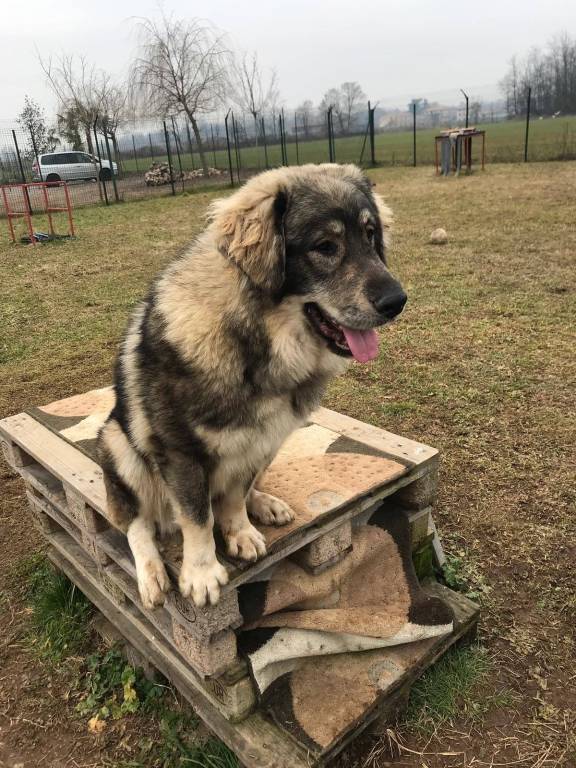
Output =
[
  {"x1": 0, "y1": 397, "x2": 457, "y2": 751},
  {"x1": 0, "y1": 405, "x2": 442, "y2": 634},
  {"x1": 47, "y1": 528, "x2": 478, "y2": 768}
]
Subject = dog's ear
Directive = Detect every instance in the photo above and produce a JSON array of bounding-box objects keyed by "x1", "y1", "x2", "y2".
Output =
[
  {"x1": 372, "y1": 192, "x2": 393, "y2": 256},
  {"x1": 212, "y1": 188, "x2": 288, "y2": 293}
]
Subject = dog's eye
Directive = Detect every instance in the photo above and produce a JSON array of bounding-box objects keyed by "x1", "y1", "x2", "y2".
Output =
[
  {"x1": 366, "y1": 226, "x2": 375, "y2": 243},
  {"x1": 314, "y1": 240, "x2": 338, "y2": 255}
]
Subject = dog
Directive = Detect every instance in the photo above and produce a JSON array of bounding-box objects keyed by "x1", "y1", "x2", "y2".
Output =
[{"x1": 97, "y1": 163, "x2": 407, "y2": 610}]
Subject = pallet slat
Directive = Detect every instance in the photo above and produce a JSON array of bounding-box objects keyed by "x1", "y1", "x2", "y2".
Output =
[{"x1": 310, "y1": 407, "x2": 438, "y2": 469}]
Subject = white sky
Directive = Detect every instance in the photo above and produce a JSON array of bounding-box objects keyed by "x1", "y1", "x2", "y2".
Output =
[{"x1": 1, "y1": 0, "x2": 574, "y2": 120}]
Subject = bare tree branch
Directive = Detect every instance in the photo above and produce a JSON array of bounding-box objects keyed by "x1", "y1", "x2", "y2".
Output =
[{"x1": 131, "y1": 13, "x2": 231, "y2": 174}]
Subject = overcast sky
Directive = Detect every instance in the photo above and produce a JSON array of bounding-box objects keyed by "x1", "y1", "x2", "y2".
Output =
[{"x1": 1, "y1": 0, "x2": 574, "y2": 120}]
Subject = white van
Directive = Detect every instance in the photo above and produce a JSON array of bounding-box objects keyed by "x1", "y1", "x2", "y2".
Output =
[{"x1": 32, "y1": 152, "x2": 118, "y2": 182}]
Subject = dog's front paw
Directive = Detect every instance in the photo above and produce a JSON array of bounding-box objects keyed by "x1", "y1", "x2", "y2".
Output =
[
  {"x1": 138, "y1": 558, "x2": 171, "y2": 610},
  {"x1": 224, "y1": 523, "x2": 267, "y2": 561},
  {"x1": 179, "y1": 558, "x2": 229, "y2": 607},
  {"x1": 248, "y1": 490, "x2": 295, "y2": 526}
]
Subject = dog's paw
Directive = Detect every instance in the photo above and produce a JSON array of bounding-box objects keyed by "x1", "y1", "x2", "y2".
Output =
[
  {"x1": 179, "y1": 558, "x2": 229, "y2": 607},
  {"x1": 225, "y1": 523, "x2": 267, "y2": 561},
  {"x1": 138, "y1": 558, "x2": 171, "y2": 610},
  {"x1": 248, "y1": 490, "x2": 295, "y2": 526}
]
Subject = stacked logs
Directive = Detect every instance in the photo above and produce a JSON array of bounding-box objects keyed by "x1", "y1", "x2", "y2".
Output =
[{"x1": 144, "y1": 163, "x2": 223, "y2": 186}]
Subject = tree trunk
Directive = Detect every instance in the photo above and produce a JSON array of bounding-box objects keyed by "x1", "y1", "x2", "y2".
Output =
[
  {"x1": 85, "y1": 127, "x2": 94, "y2": 155},
  {"x1": 187, "y1": 112, "x2": 209, "y2": 176},
  {"x1": 112, "y1": 132, "x2": 122, "y2": 175}
]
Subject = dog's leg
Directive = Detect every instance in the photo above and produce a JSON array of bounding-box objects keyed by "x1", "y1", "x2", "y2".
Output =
[
  {"x1": 127, "y1": 515, "x2": 170, "y2": 610},
  {"x1": 161, "y1": 450, "x2": 228, "y2": 607},
  {"x1": 247, "y1": 487, "x2": 295, "y2": 526},
  {"x1": 99, "y1": 419, "x2": 170, "y2": 609},
  {"x1": 214, "y1": 484, "x2": 267, "y2": 561}
]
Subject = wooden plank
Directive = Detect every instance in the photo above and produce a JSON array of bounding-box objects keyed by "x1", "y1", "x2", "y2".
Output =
[
  {"x1": 22, "y1": 463, "x2": 67, "y2": 509},
  {"x1": 0, "y1": 413, "x2": 107, "y2": 512},
  {"x1": 96, "y1": 467, "x2": 427, "y2": 597},
  {"x1": 47, "y1": 541, "x2": 311, "y2": 766},
  {"x1": 291, "y1": 521, "x2": 353, "y2": 571},
  {"x1": 396, "y1": 464, "x2": 439, "y2": 509},
  {"x1": 1, "y1": 412, "x2": 434, "y2": 593},
  {"x1": 407, "y1": 507, "x2": 432, "y2": 549},
  {"x1": 104, "y1": 562, "x2": 243, "y2": 682},
  {"x1": 310, "y1": 407, "x2": 438, "y2": 469},
  {"x1": 1, "y1": 435, "x2": 35, "y2": 469},
  {"x1": 172, "y1": 623, "x2": 238, "y2": 678},
  {"x1": 428, "y1": 517, "x2": 446, "y2": 568}
]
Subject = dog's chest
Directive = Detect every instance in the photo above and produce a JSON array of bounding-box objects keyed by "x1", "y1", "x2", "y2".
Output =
[{"x1": 199, "y1": 397, "x2": 306, "y2": 493}]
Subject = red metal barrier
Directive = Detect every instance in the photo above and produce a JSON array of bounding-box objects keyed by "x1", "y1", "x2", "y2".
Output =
[{"x1": 1, "y1": 181, "x2": 75, "y2": 245}]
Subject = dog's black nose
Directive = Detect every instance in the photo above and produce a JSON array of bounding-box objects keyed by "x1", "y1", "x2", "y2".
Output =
[{"x1": 370, "y1": 290, "x2": 408, "y2": 319}]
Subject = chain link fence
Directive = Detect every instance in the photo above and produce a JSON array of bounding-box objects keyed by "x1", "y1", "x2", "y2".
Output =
[{"x1": 2, "y1": 104, "x2": 576, "y2": 219}]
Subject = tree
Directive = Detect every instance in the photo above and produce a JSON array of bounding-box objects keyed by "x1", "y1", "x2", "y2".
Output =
[
  {"x1": 296, "y1": 100, "x2": 315, "y2": 137},
  {"x1": 500, "y1": 34, "x2": 576, "y2": 116},
  {"x1": 232, "y1": 52, "x2": 278, "y2": 141},
  {"x1": 339, "y1": 82, "x2": 367, "y2": 133},
  {"x1": 320, "y1": 83, "x2": 367, "y2": 133},
  {"x1": 132, "y1": 14, "x2": 230, "y2": 175},
  {"x1": 57, "y1": 107, "x2": 83, "y2": 148},
  {"x1": 99, "y1": 84, "x2": 128, "y2": 166},
  {"x1": 39, "y1": 53, "x2": 110, "y2": 154},
  {"x1": 470, "y1": 101, "x2": 482, "y2": 123},
  {"x1": 407, "y1": 98, "x2": 429, "y2": 114},
  {"x1": 16, "y1": 96, "x2": 58, "y2": 158},
  {"x1": 319, "y1": 88, "x2": 343, "y2": 133}
]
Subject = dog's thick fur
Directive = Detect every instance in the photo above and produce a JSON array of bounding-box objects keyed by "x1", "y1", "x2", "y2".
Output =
[{"x1": 97, "y1": 163, "x2": 406, "y2": 609}]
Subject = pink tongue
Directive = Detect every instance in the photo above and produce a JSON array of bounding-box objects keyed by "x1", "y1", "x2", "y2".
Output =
[{"x1": 341, "y1": 327, "x2": 379, "y2": 363}]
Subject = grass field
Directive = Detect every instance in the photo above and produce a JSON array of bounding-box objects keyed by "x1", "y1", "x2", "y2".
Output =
[
  {"x1": 0, "y1": 162, "x2": 575, "y2": 767},
  {"x1": 117, "y1": 115, "x2": 576, "y2": 174}
]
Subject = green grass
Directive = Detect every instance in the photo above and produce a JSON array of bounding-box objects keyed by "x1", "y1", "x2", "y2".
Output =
[
  {"x1": 116, "y1": 115, "x2": 576, "y2": 174},
  {"x1": 404, "y1": 645, "x2": 512, "y2": 734},
  {"x1": 27, "y1": 558, "x2": 93, "y2": 660},
  {"x1": 18, "y1": 555, "x2": 238, "y2": 768}
]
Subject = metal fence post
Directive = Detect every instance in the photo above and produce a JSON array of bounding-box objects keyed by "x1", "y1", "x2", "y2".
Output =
[
  {"x1": 294, "y1": 113, "x2": 300, "y2": 165},
  {"x1": 231, "y1": 112, "x2": 241, "y2": 183},
  {"x1": 524, "y1": 86, "x2": 532, "y2": 162},
  {"x1": 210, "y1": 124, "x2": 217, "y2": 169},
  {"x1": 29, "y1": 129, "x2": 43, "y2": 182},
  {"x1": 261, "y1": 118, "x2": 269, "y2": 169},
  {"x1": 412, "y1": 103, "x2": 417, "y2": 167},
  {"x1": 186, "y1": 121, "x2": 196, "y2": 170},
  {"x1": 131, "y1": 135, "x2": 139, "y2": 173},
  {"x1": 11, "y1": 130, "x2": 32, "y2": 214},
  {"x1": 460, "y1": 89, "x2": 469, "y2": 128},
  {"x1": 369, "y1": 101, "x2": 376, "y2": 166},
  {"x1": 93, "y1": 118, "x2": 107, "y2": 205},
  {"x1": 327, "y1": 107, "x2": 336, "y2": 163},
  {"x1": 280, "y1": 109, "x2": 289, "y2": 166},
  {"x1": 224, "y1": 110, "x2": 235, "y2": 187},
  {"x1": 103, "y1": 127, "x2": 120, "y2": 202},
  {"x1": 171, "y1": 116, "x2": 184, "y2": 190},
  {"x1": 278, "y1": 113, "x2": 285, "y2": 165},
  {"x1": 163, "y1": 120, "x2": 176, "y2": 196}
]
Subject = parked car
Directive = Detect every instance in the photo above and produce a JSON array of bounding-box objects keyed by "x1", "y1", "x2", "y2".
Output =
[{"x1": 32, "y1": 151, "x2": 118, "y2": 183}]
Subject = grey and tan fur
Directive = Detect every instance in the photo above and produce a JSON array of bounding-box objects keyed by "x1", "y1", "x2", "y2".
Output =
[{"x1": 97, "y1": 163, "x2": 407, "y2": 609}]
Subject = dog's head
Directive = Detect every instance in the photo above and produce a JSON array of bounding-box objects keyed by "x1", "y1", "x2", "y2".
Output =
[{"x1": 209, "y1": 164, "x2": 406, "y2": 363}]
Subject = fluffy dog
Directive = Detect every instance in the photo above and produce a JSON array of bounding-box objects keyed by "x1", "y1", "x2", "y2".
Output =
[{"x1": 97, "y1": 163, "x2": 407, "y2": 609}]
